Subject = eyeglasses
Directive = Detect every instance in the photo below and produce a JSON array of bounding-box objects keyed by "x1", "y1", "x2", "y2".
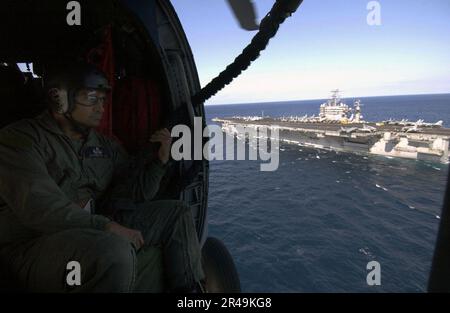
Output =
[{"x1": 75, "y1": 91, "x2": 107, "y2": 107}]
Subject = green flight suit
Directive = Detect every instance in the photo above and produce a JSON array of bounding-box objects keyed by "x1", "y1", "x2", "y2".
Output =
[{"x1": 0, "y1": 111, "x2": 204, "y2": 292}]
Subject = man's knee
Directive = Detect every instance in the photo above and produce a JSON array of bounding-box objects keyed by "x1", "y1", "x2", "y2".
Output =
[{"x1": 83, "y1": 232, "x2": 136, "y2": 292}]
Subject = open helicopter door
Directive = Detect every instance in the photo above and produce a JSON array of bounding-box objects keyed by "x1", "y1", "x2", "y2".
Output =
[
  {"x1": 165, "y1": 50, "x2": 206, "y2": 242},
  {"x1": 164, "y1": 49, "x2": 241, "y2": 292},
  {"x1": 156, "y1": 0, "x2": 241, "y2": 288}
]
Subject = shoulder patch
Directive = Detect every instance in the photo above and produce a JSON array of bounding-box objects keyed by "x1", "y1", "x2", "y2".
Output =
[{"x1": 0, "y1": 131, "x2": 33, "y2": 150}]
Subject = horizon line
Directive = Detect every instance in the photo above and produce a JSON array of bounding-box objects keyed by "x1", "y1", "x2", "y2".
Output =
[{"x1": 205, "y1": 91, "x2": 450, "y2": 106}]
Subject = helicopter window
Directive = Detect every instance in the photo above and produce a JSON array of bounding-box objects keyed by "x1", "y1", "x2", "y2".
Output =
[
  {"x1": 0, "y1": 63, "x2": 46, "y2": 128},
  {"x1": 17, "y1": 63, "x2": 39, "y2": 78}
]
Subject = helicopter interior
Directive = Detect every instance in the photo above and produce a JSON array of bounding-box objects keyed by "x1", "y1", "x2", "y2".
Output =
[
  {"x1": 0, "y1": 0, "x2": 219, "y2": 291},
  {"x1": 0, "y1": 0, "x2": 448, "y2": 293},
  {"x1": 2, "y1": 1, "x2": 207, "y2": 207}
]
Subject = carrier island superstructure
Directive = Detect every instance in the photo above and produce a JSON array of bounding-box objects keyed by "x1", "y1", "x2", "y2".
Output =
[{"x1": 212, "y1": 90, "x2": 450, "y2": 164}]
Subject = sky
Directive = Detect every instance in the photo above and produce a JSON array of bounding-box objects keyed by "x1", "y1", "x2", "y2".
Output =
[{"x1": 171, "y1": 0, "x2": 450, "y2": 105}]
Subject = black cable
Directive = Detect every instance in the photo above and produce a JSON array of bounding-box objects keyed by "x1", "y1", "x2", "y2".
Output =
[{"x1": 191, "y1": 0, "x2": 303, "y2": 106}]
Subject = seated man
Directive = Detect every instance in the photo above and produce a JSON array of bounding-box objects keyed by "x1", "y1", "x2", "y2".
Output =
[{"x1": 0, "y1": 63, "x2": 204, "y2": 292}]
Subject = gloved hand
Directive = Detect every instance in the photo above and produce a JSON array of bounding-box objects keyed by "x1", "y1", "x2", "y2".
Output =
[{"x1": 149, "y1": 128, "x2": 172, "y2": 165}]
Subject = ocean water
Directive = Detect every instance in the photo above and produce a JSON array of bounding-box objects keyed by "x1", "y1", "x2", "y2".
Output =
[{"x1": 204, "y1": 93, "x2": 450, "y2": 292}]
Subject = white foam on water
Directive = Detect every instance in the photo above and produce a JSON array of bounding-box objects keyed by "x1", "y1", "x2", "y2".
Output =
[
  {"x1": 375, "y1": 184, "x2": 389, "y2": 191},
  {"x1": 358, "y1": 247, "x2": 376, "y2": 259}
]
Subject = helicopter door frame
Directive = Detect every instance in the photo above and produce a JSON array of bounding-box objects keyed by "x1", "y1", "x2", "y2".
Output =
[{"x1": 428, "y1": 168, "x2": 450, "y2": 292}]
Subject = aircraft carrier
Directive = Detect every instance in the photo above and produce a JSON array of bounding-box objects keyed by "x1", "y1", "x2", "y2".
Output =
[{"x1": 212, "y1": 90, "x2": 450, "y2": 164}]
